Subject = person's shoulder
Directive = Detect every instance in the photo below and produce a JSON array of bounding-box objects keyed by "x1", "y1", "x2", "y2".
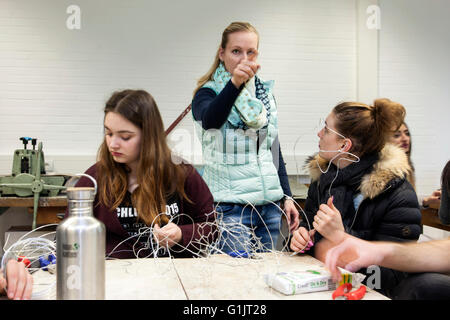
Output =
[
  {"x1": 390, "y1": 177, "x2": 416, "y2": 196},
  {"x1": 178, "y1": 163, "x2": 213, "y2": 206},
  {"x1": 194, "y1": 86, "x2": 217, "y2": 99},
  {"x1": 192, "y1": 87, "x2": 218, "y2": 114},
  {"x1": 177, "y1": 162, "x2": 197, "y2": 179},
  {"x1": 84, "y1": 162, "x2": 99, "y2": 177},
  {"x1": 382, "y1": 178, "x2": 420, "y2": 213},
  {"x1": 175, "y1": 162, "x2": 206, "y2": 189}
]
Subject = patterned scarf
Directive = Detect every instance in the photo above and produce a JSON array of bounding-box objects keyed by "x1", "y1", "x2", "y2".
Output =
[{"x1": 212, "y1": 63, "x2": 271, "y2": 129}]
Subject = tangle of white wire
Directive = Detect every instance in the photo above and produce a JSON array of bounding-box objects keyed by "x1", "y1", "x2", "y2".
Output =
[
  {"x1": 1, "y1": 197, "x2": 316, "y2": 299},
  {"x1": 1, "y1": 224, "x2": 58, "y2": 300},
  {"x1": 102, "y1": 196, "x2": 315, "y2": 267}
]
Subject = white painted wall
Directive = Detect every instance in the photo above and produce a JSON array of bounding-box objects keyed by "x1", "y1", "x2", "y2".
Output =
[
  {"x1": 378, "y1": 0, "x2": 450, "y2": 197},
  {"x1": 0, "y1": 0, "x2": 358, "y2": 177}
]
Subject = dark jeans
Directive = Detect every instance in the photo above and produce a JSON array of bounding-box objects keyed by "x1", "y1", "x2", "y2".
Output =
[
  {"x1": 215, "y1": 202, "x2": 282, "y2": 254},
  {"x1": 386, "y1": 272, "x2": 450, "y2": 300}
]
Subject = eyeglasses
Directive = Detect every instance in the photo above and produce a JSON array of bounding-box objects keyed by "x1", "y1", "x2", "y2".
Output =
[{"x1": 318, "y1": 118, "x2": 346, "y2": 140}]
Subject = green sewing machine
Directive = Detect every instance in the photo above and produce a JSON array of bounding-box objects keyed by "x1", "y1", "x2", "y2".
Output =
[{"x1": 0, "y1": 137, "x2": 71, "y2": 229}]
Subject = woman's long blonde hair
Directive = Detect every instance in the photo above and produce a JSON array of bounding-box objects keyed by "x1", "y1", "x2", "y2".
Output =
[
  {"x1": 97, "y1": 90, "x2": 191, "y2": 226},
  {"x1": 193, "y1": 21, "x2": 259, "y2": 97}
]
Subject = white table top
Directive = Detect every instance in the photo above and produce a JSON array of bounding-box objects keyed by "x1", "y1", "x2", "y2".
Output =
[
  {"x1": 172, "y1": 252, "x2": 388, "y2": 300},
  {"x1": 29, "y1": 252, "x2": 389, "y2": 300}
]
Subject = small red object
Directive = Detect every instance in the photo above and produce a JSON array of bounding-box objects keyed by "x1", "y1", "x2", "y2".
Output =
[
  {"x1": 332, "y1": 283, "x2": 366, "y2": 300},
  {"x1": 17, "y1": 256, "x2": 31, "y2": 268}
]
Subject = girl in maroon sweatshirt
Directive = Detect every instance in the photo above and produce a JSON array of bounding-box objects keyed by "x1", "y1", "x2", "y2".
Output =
[{"x1": 71, "y1": 89, "x2": 217, "y2": 259}]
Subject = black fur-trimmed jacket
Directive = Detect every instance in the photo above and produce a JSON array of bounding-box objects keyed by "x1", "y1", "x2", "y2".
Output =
[{"x1": 301, "y1": 144, "x2": 422, "y2": 292}]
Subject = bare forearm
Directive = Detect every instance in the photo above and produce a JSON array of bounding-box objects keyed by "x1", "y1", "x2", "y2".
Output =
[
  {"x1": 379, "y1": 239, "x2": 450, "y2": 273},
  {"x1": 314, "y1": 238, "x2": 336, "y2": 263}
]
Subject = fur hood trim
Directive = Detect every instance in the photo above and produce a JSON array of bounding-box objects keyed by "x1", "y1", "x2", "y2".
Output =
[{"x1": 306, "y1": 144, "x2": 411, "y2": 199}]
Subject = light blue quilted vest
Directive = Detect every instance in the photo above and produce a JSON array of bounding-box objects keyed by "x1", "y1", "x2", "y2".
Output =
[{"x1": 193, "y1": 78, "x2": 284, "y2": 205}]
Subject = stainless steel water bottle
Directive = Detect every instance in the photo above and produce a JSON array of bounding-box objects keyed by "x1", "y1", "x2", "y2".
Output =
[{"x1": 56, "y1": 186, "x2": 106, "y2": 299}]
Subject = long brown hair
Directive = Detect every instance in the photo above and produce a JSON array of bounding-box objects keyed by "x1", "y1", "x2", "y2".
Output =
[
  {"x1": 400, "y1": 122, "x2": 416, "y2": 189},
  {"x1": 442, "y1": 160, "x2": 450, "y2": 192},
  {"x1": 192, "y1": 21, "x2": 259, "y2": 97},
  {"x1": 332, "y1": 98, "x2": 406, "y2": 157},
  {"x1": 97, "y1": 89, "x2": 190, "y2": 226}
]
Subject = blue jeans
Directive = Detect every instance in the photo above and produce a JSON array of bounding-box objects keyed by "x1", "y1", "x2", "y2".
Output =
[{"x1": 215, "y1": 202, "x2": 282, "y2": 255}]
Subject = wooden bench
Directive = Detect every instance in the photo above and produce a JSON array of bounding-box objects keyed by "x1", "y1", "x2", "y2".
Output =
[
  {"x1": 0, "y1": 196, "x2": 67, "y2": 226},
  {"x1": 421, "y1": 207, "x2": 450, "y2": 232}
]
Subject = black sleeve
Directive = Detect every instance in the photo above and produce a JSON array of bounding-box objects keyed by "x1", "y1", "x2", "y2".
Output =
[
  {"x1": 438, "y1": 184, "x2": 450, "y2": 225},
  {"x1": 299, "y1": 181, "x2": 319, "y2": 232},
  {"x1": 277, "y1": 145, "x2": 292, "y2": 197},
  {"x1": 270, "y1": 135, "x2": 292, "y2": 198},
  {"x1": 372, "y1": 182, "x2": 422, "y2": 242},
  {"x1": 344, "y1": 226, "x2": 374, "y2": 240},
  {"x1": 192, "y1": 80, "x2": 244, "y2": 130},
  {"x1": 339, "y1": 180, "x2": 421, "y2": 244}
]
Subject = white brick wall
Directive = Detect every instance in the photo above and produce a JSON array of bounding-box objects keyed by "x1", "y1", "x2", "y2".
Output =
[{"x1": 0, "y1": 0, "x2": 358, "y2": 178}]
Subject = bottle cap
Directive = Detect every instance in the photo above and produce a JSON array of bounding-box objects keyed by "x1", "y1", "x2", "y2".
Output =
[{"x1": 66, "y1": 187, "x2": 95, "y2": 201}]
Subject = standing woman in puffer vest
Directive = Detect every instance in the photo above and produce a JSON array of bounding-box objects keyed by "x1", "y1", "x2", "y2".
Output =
[{"x1": 191, "y1": 22, "x2": 299, "y2": 254}]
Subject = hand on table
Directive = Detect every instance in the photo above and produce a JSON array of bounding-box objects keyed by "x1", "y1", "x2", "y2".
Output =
[
  {"x1": 423, "y1": 189, "x2": 441, "y2": 209},
  {"x1": 0, "y1": 259, "x2": 33, "y2": 300}
]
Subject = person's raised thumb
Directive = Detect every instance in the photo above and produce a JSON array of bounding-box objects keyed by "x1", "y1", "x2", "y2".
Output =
[
  {"x1": 309, "y1": 229, "x2": 316, "y2": 241},
  {"x1": 327, "y1": 196, "x2": 335, "y2": 209}
]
